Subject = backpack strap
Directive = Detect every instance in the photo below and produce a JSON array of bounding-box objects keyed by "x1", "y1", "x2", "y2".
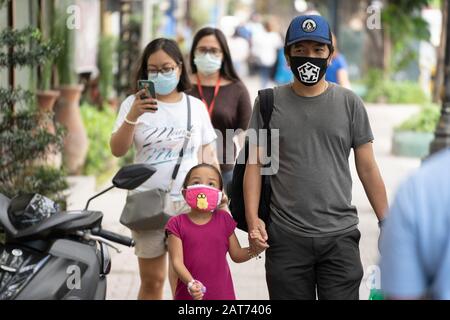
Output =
[{"x1": 258, "y1": 88, "x2": 274, "y2": 159}]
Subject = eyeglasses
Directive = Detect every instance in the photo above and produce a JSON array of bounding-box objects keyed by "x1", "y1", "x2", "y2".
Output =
[
  {"x1": 147, "y1": 65, "x2": 179, "y2": 78},
  {"x1": 195, "y1": 47, "x2": 223, "y2": 57}
]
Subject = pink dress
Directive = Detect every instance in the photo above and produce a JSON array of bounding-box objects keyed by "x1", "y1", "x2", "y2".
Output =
[{"x1": 165, "y1": 209, "x2": 238, "y2": 300}]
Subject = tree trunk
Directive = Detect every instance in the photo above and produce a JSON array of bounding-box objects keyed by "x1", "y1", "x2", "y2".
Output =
[
  {"x1": 432, "y1": 0, "x2": 448, "y2": 103},
  {"x1": 365, "y1": 27, "x2": 385, "y2": 71},
  {"x1": 382, "y1": 26, "x2": 391, "y2": 78},
  {"x1": 8, "y1": 0, "x2": 15, "y2": 111},
  {"x1": 363, "y1": 0, "x2": 385, "y2": 73}
]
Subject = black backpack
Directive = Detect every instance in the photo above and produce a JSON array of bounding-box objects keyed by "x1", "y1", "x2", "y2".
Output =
[{"x1": 229, "y1": 88, "x2": 274, "y2": 232}]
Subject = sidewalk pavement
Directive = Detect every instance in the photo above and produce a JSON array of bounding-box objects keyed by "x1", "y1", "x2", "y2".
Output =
[{"x1": 67, "y1": 77, "x2": 423, "y2": 300}]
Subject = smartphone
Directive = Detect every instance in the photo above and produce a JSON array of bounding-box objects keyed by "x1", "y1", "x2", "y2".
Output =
[{"x1": 138, "y1": 80, "x2": 156, "y2": 100}]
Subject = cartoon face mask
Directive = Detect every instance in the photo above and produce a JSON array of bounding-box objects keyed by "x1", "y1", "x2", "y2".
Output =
[{"x1": 183, "y1": 184, "x2": 222, "y2": 212}]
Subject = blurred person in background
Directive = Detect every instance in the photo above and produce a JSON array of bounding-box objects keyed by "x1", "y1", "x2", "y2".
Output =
[
  {"x1": 273, "y1": 37, "x2": 294, "y2": 85},
  {"x1": 325, "y1": 33, "x2": 351, "y2": 89},
  {"x1": 251, "y1": 18, "x2": 283, "y2": 88},
  {"x1": 228, "y1": 27, "x2": 251, "y2": 78},
  {"x1": 380, "y1": 148, "x2": 450, "y2": 300}
]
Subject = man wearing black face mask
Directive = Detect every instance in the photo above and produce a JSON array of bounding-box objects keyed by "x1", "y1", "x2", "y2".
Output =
[{"x1": 244, "y1": 15, "x2": 388, "y2": 300}]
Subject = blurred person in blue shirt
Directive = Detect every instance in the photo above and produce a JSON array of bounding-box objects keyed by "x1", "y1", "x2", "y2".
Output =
[
  {"x1": 380, "y1": 148, "x2": 450, "y2": 299},
  {"x1": 273, "y1": 46, "x2": 294, "y2": 85},
  {"x1": 325, "y1": 33, "x2": 351, "y2": 89}
]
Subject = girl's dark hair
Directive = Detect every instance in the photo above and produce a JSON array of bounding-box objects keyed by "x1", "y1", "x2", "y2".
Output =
[
  {"x1": 182, "y1": 163, "x2": 224, "y2": 191},
  {"x1": 189, "y1": 27, "x2": 240, "y2": 82},
  {"x1": 134, "y1": 38, "x2": 191, "y2": 92}
]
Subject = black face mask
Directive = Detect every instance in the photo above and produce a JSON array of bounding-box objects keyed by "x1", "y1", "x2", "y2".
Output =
[{"x1": 289, "y1": 55, "x2": 329, "y2": 86}]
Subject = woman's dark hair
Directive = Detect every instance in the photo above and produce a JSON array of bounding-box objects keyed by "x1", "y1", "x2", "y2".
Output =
[
  {"x1": 189, "y1": 27, "x2": 240, "y2": 82},
  {"x1": 182, "y1": 163, "x2": 224, "y2": 191},
  {"x1": 134, "y1": 38, "x2": 191, "y2": 92}
]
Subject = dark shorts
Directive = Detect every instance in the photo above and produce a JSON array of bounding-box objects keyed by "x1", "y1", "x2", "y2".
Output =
[{"x1": 265, "y1": 222, "x2": 364, "y2": 300}]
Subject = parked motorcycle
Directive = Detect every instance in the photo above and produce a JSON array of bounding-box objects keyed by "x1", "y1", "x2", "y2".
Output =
[{"x1": 0, "y1": 164, "x2": 155, "y2": 300}]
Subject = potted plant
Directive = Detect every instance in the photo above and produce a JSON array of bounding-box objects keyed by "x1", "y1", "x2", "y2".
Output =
[
  {"x1": 36, "y1": 61, "x2": 60, "y2": 116},
  {"x1": 392, "y1": 104, "x2": 441, "y2": 158},
  {"x1": 53, "y1": 0, "x2": 89, "y2": 175},
  {"x1": 35, "y1": 29, "x2": 63, "y2": 168},
  {"x1": 0, "y1": 25, "x2": 68, "y2": 208},
  {"x1": 34, "y1": 26, "x2": 61, "y2": 133}
]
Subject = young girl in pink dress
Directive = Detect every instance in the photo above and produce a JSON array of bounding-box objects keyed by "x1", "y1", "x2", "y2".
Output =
[{"x1": 166, "y1": 163, "x2": 263, "y2": 300}]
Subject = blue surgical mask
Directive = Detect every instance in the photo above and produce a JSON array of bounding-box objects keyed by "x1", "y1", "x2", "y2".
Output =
[
  {"x1": 194, "y1": 53, "x2": 222, "y2": 75},
  {"x1": 149, "y1": 70, "x2": 179, "y2": 96}
]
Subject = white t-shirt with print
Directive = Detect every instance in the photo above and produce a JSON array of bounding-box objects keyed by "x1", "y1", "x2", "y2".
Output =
[{"x1": 112, "y1": 93, "x2": 217, "y2": 200}]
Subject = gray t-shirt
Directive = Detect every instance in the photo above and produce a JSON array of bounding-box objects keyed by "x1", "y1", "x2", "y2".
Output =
[{"x1": 247, "y1": 83, "x2": 374, "y2": 237}]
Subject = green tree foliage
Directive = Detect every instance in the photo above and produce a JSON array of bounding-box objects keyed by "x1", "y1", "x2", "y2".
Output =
[
  {"x1": 0, "y1": 27, "x2": 68, "y2": 207},
  {"x1": 382, "y1": 0, "x2": 431, "y2": 74}
]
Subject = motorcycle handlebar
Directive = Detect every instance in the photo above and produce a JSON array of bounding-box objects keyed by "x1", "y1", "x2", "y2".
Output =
[{"x1": 91, "y1": 228, "x2": 135, "y2": 247}]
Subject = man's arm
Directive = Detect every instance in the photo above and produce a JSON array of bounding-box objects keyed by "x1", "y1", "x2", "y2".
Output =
[
  {"x1": 244, "y1": 144, "x2": 269, "y2": 249},
  {"x1": 244, "y1": 143, "x2": 263, "y2": 230},
  {"x1": 354, "y1": 142, "x2": 388, "y2": 221}
]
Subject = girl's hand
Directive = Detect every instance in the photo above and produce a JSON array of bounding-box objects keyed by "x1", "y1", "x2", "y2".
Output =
[
  {"x1": 188, "y1": 280, "x2": 205, "y2": 300},
  {"x1": 190, "y1": 283, "x2": 203, "y2": 300},
  {"x1": 127, "y1": 89, "x2": 158, "y2": 121},
  {"x1": 248, "y1": 247, "x2": 263, "y2": 259}
]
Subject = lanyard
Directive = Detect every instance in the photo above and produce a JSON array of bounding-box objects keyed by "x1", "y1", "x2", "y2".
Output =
[{"x1": 196, "y1": 74, "x2": 221, "y2": 117}]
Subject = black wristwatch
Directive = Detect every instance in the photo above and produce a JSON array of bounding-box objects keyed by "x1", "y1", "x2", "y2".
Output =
[{"x1": 378, "y1": 219, "x2": 385, "y2": 228}]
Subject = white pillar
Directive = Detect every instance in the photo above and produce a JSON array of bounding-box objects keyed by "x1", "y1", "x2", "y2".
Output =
[{"x1": 141, "y1": 0, "x2": 153, "y2": 50}]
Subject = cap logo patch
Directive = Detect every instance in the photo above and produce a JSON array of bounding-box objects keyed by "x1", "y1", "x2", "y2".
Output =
[{"x1": 302, "y1": 19, "x2": 317, "y2": 33}]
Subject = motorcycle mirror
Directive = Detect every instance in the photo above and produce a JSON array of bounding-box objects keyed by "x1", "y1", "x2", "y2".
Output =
[
  {"x1": 112, "y1": 164, "x2": 156, "y2": 190},
  {"x1": 84, "y1": 164, "x2": 157, "y2": 210}
]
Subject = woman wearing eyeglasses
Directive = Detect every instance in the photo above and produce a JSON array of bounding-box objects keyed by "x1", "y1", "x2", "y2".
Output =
[
  {"x1": 110, "y1": 38, "x2": 220, "y2": 300},
  {"x1": 187, "y1": 27, "x2": 252, "y2": 195}
]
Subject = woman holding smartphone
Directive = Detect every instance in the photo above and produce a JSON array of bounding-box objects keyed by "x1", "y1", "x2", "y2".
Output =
[{"x1": 110, "y1": 38, "x2": 220, "y2": 300}]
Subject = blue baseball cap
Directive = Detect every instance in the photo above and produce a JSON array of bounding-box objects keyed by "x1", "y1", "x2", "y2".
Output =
[{"x1": 285, "y1": 15, "x2": 332, "y2": 47}]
